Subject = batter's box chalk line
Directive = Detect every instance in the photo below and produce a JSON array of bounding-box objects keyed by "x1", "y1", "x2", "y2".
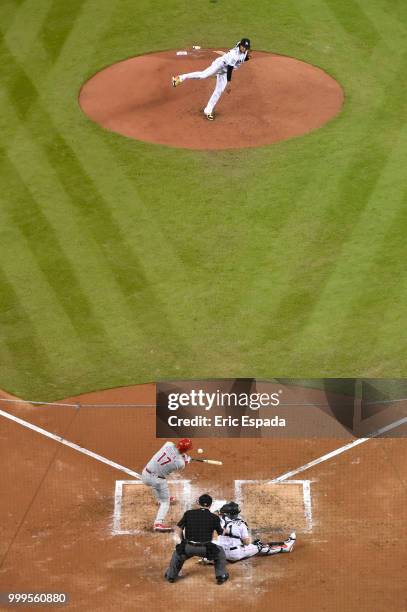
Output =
[
  {"x1": 112, "y1": 479, "x2": 312, "y2": 535},
  {"x1": 112, "y1": 479, "x2": 192, "y2": 535},
  {"x1": 234, "y1": 479, "x2": 313, "y2": 532}
]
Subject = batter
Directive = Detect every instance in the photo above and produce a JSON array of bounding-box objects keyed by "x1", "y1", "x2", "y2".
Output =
[
  {"x1": 141, "y1": 438, "x2": 193, "y2": 532},
  {"x1": 172, "y1": 38, "x2": 251, "y2": 120}
]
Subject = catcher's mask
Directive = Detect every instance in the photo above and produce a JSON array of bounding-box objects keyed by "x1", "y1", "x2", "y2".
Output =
[
  {"x1": 219, "y1": 501, "x2": 241, "y2": 517},
  {"x1": 176, "y1": 438, "x2": 193, "y2": 453}
]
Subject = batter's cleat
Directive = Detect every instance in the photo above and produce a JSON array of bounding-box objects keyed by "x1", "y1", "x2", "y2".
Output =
[
  {"x1": 172, "y1": 75, "x2": 181, "y2": 87},
  {"x1": 216, "y1": 574, "x2": 229, "y2": 585},
  {"x1": 154, "y1": 523, "x2": 173, "y2": 532},
  {"x1": 157, "y1": 497, "x2": 177, "y2": 505},
  {"x1": 205, "y1": 113, "x2": 215, "y2": 121}
]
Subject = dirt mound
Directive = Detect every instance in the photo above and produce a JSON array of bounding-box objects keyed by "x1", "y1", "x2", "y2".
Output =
[{"x1": 79, "y1": 49, "x2": 344, "y2": 150}]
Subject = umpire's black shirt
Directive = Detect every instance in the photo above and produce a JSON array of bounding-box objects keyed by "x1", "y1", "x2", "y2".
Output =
[{"x1": 177, "y1": 508, "x2": 223, "y2": 543}]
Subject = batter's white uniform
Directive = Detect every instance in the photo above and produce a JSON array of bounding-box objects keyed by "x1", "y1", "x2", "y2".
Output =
[
  {"x1": 179, "y1": 46, "x2": 249, "y2": 115},
  {"x1": 141, "y1": 441, "x2": 189, "y2": 524},
  {"x1": 217, "y1": 516, "x2": 289, "y2": 561}
]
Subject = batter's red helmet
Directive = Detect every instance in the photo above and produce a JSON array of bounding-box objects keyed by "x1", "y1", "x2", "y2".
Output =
[{"x1": 177, "y1": 438, "x2": 193, "y2": 453}]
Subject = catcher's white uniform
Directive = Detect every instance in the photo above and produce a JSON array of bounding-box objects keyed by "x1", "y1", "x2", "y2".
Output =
[
  {"x1": 177, "y1": 44, "x2": 249, "y2": 116},
  {"x1": 217, "y1": 516, "x2": 260, "y2": 561},
  {"x1": 217, "y1": 515, "x2": 296, "y2": 561},
  {"x1": 141, "y1": 441, "x2": 190, "y2": 525}
]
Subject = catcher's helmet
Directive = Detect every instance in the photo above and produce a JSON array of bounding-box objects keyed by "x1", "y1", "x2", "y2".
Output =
[
  {"x1": 238, "y1": 38, "x2": 251, "y2": 50},
  {"x1": 176, "y1": 438, "x2": 193, "y2": 453},
  {"x1": 219, "y1": 501, "x2": 241, "y2": 517}
]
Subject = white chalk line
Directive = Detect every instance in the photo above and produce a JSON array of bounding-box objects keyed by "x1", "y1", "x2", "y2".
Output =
[
  {"x1": 0, "y1": 398, "x2": 155, "y2": 408},
  {"x1": 235, "y1": 479, "x2": 313, "y2": 532},
  {"x1": 269, "y1": 415, "x2": 407, "y2": 484},
  {"x1": 0, "y1": 408, "x2": 141, "y2": 480},
  {"x1": 1, "y1": 406, "x2": 406, "y2": 534},
  {"x1": 112, "y1": 479, "x2": 192, "y2": 535}
]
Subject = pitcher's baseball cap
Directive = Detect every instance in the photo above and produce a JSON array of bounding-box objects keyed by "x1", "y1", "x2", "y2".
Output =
[{"x1": 239, "y1": 38, "x2": 251, "y2": 49}]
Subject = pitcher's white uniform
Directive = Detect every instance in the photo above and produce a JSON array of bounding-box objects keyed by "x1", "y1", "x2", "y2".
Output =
[
  {"x1": 141, "y1": 441, "x2": 190, "y2": 526},
  {"x1": 176, "y1": 43, "x2": 249, "y2": 116}
]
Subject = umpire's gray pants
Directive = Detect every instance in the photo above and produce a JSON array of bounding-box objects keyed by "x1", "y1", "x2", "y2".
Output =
[{"x1": 166, "y1": 543, "x2": 227, "y2": 580}]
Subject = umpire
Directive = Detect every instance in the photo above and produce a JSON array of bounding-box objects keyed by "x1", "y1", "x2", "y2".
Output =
[{"x1": 164, "y1": 493, "x2": 229, "y2": 584}]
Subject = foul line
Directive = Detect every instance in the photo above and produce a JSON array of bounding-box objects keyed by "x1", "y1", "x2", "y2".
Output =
[
  {"x1": 270, "y1": 416, "x2": 407, "y2": 483},
  {"x1": 1, "y1": 408, "x2": 406, "y2": 488},
  {"x1": 0, "y1": 408, "x2": 141, "y2": 480}
]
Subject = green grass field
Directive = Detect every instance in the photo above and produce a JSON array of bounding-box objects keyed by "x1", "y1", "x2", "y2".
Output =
[{"x1": 1, "y1": 0, "x2": 406, "y2": 400}]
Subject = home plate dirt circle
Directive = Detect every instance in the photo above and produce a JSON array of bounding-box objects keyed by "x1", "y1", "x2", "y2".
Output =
[{"x1": 79, "y1": 49, "x2": 344, "y2": 150}]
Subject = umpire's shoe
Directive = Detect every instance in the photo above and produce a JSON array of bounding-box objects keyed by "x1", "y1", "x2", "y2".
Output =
[
  {"x1": 216, "y1": 574, "x2": 229, "y2": 585},
  {"x1": 164, "y1": 572, "x2": 175, "y2": 583}
]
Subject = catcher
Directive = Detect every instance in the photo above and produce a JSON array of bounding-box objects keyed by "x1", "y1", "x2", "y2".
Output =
[{"x1": 215, "y1": 502, "x2": 296, "y2": 561}]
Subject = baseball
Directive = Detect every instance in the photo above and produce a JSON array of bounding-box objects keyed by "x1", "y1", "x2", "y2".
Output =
[{"x1": 197, "y1": 448, "x2": 204, "y2": 454}]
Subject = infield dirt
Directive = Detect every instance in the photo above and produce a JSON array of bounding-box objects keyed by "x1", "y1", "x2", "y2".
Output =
[
  {"x1": 79, "y1": 50, "x2": 344, "y2": 150},
  {"x1": 1, "y1": 384, "x2": 406, "y2": 611}
]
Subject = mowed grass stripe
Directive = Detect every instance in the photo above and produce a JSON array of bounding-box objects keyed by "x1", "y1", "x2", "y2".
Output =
[
  {"x1": 0, "y1": 2, "x2": 22, "y2": 36},
  {"x1": 0, "y1": 43, "x2": 147, "y2": 319},
  {"x1": 0, "y1": 19, "x2": 178, "y2": 357},
  {"x1": 40, "y1": 129, "x2": 194, "y2": 358},
  {"x1": 340, "y1": 190, "x2": 407, "y2": 373},
  {"x1": 38, "y1": 0, "x2": 84, "y2": 62},
  {"x1": 0, "y1": 265, "x2": 57, "y2": 389},
  {"x1": 0, "y1": 147, "x2": 118, "y2": 361},
  {"x1": 280, "y1": 52, "x2": 407, "y2": 369},
  {"x1": 0, "y1": 103, "x2": 145, "y2": 349},
  {"x1": 330, "y1": 131, "x2": 407, "y2": 365},
  {"x1": 1, "y1": 0, "x2": 406, "y2": 393},
  {"x1": 2, "y1": 0, "x2": 51, "y2": 61},
  {"x1": 0, "y1": 230, "x2": 91, "y2": 391},
  {"x1": 360, "y1": 1, "x2": 407, "y2": 47},
  {"x1": 222, "y1": 0, "x2": 370, "y2": 327},
  {"x1": 234, "y1": 1, "x2": 402, "y2": 350},
  {"x1": 323, "y1": 0, "x2": 384, "y2": 53},
  {"x1": 35, "y1": 3, "x2": 197, "y2": 352},
  {"x1": 42, "y1": 131, "x2": 195, "y2": 360},
  {"x1": 1, "y1": 3, "x2": 195, "y2": 366},
  {"x1": 241, "y1": 44, "x2": 407, "y2": 349},
  {"x1": 288, "y1": 122, "x2": 407, "y2": 372}
]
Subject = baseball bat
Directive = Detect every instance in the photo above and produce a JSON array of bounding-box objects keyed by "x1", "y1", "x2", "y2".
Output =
[{"x1": 191, "y1": 458, "x2": 223, "y2": 466}]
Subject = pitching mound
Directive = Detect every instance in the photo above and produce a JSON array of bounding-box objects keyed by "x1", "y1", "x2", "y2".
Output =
[{"x1": 79, "y1": 49, "x2": 344, "y2": 150}]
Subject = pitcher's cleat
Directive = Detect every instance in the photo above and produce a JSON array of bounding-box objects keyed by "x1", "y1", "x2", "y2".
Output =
[
  {"x1": 205, "y1": 112, "x2": 215, "y2": 121},
  {"x1": 172, "y1": 75, "x2": 181, "y2": 87}
]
